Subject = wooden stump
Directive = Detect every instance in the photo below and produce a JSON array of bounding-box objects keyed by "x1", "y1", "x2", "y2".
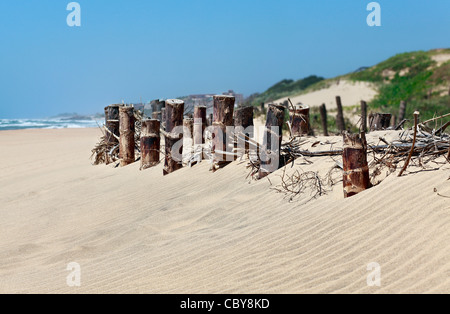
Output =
[
  {"x1": 183, "y1": 118, "x2": 194, "y2": 137},
  {"x1": 161, "y1": 108, "x2": 166, "y2": 129},
  {"x1": 369, "y1": 113, "x2": 392, "y2": 131},
  {"x1": 290, "y1": 104, "x2": 310, "y2": 137},
  {"x1": 390, "y1": 115, "x2": 397, "y2": 128},
  {"x1": 343, "y1": 132, "x2": 370, "y2": 198},
  {"x1": 152, "y1": 111, "x2": 161, "y2": 121},
  {"x1": 207, "y1": 113, "x2": 213, "y2": 127},
  {"x1": 398, "y1": 101, "x2": 407, "y2": 122},
  {"x1": 336, "y1": 96, "x2": 345, "y2": 133},
  {"x1": 104, "y1": 105, "x2": 121, "y2": 145},
  {"x1": 157, "y1": 99, "x2": 165, "y2": 112},
  {"x1": 183, "y1": 118, "x2": 194, "y2": 161},
  {"x1": 234, "y1": 106, "x2": 254, "y2": 157},
  {"x1": 360, "y1": 101, "x2": 368, "y2": 132},
  {"x1": 151, "y1": 100, "x2": 157, "y2": 112},
  {"x1": 194, "y1": 106, "x2": 207, "y2": 160},
  {"x1": 234, "y1": 106, "x2": 254, "y2": 129},
  {"x1": 319, "y1": 103, "x2": 329, "y2": 136},
  {"x1": 119, "y1": 106, "x2": 135, "y2": 167},
  {"x1": 259, "y1": 104, "x2": 285, "y2": 179},
  {"x1": 151, "y1": 99, "x2": 165, "y2": 113},
  {"x1": 140, "y1": 119, "x2": 160, "y2": 170},
  {"x1": 163, "y1": 99, "x2": 184, "y2": 175},
  {"x1": 212, "y1": 95, "x2": 235, "y2": 167}
]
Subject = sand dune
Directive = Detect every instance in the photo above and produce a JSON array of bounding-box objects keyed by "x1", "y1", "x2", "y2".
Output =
[
  {"x1": 432, "y1": 53, "x2": 450, "y2": 67},
  {"x1": 0, "y1": 128, "x2": 449, "y2": 294},
  {"x1": 273, "y1": 80, "x2": 378, "y2": 109}
]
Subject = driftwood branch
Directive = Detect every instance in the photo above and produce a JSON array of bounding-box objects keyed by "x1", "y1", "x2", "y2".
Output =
[
  {"x1": 421, "y1": 113, "x2": 450, "y2": 125},
  {"x1": 104, "y1": 125, "x2": 120, "y2": 141},
  {"x1": 447, "y1": 140, "x2": 450, "y2": 163},
  {"x1": 435, "y1": 121, "x2": 450, "y2": 136},
  {"x1": 395, "y1": 119, "x2": 408, "y2": 130},
  {"x1": 398, "y1": 111, "x2": 419, "y2": 177}
]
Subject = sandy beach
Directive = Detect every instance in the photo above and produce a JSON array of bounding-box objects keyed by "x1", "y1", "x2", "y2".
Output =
[{"x1": 0, "y1": 128, "x2": 448, "y2": 294}]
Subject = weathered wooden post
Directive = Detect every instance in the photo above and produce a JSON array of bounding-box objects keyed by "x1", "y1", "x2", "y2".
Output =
[
  {"x1": 183, "y1": 118, "x2": 194, "y2": 137},
  {"x1": 157, "y1": 99, "x2": 165, "y2": 112},
  {"x1": 259, "y1": 104, "x2": 285, "y2": 179},
  {"x1": 319, "y1": 103, "x2": 329, "y2": 136},
  {"x1": 119, "y1": 106, "x2": 135, "y2": 167},
  {"x1": 360, "y1": 100, "x2": 368, "y2": 132},
  {"x1": 234, "y1": 106, "x2": 254, "y2": 128},
  {"x1": 161, "y1": 108, "x2": 166, "y2": 129},
  {"x1": 152, "y1": 111, "x2": 161, "y2": 121},
  {"x1": 183, "y1": 118, "x2": 194, "y2": 161},
  {"x1": 151, "y1": 100, "x2": 157, "y2": 113},
  {"x1": 398, "y1": 101, "x2": 407, "y2": 122},
  {"x1": 390, "y1": 115, "x2": 397, "y2": 128},
  {"x1": 212, "y1": 95, "x2": 235, "y2": 169},
  {"x1": 336, "y1": 96, "x2": 345, "y2": 133},
  {"x1": 290, "y1": 104, "x2": 310, "y2": 137},
  {"x1": 369, "y1": 113, "x2": 392, "y2": 131},
  {"x1": 151, "y1": 99, "x2": 165, "y2": 113},
  {"x1": 260, "y1": 102, "x2": 265, "y2": 113},
  {"x1": 343, "y1": 132, "x2": 370, "y2": 198},
  {"x1": 207, "y1": 113, "x2": 213, "y2": 127},
  {"x1": 163, "y1": 99, "x2": 184, "y2": 175},
  {"x1": 234, "y1": 106, "x2": 254, "y2": 157},
  {"x1": 194, "y1": 106, "x2": 207, "y2": 160},
  {"x1": 104, "y1": 105, "x2": 121, "y2": 144},
  {"x1": 140, "y1": 119, "x2": 160, "y2": 170}
]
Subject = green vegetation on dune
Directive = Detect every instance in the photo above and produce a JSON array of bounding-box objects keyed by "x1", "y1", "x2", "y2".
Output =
[
  {"x1": 247, "y1": 49, "x2": 450, "y2": 133},
  {"x1": 350, "y1": 51, "x2": 435, "y2": 83},
  {"x1": 246, "y1": 75, "x2": 324, "y2": 106},
  {"x1": 349, "y1": 50, "x2": 450, "y2": 126}
]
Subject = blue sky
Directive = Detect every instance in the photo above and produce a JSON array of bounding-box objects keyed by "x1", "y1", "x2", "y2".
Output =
[{"x1": 0, "y1": 0, "x2": 449, "y2": 118}]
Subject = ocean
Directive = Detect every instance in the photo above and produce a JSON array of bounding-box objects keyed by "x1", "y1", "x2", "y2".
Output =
[{"x1": 0, "y1": 118, "x2": 102, "y2": 131}]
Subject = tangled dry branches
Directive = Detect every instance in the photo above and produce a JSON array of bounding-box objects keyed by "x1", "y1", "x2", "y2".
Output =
[
  {"x1": 248, "y1": 118, "x2": 449, "y2": 200},
  {"x1": 91, "y1": 108, "x2": 144, "y2": 165}
]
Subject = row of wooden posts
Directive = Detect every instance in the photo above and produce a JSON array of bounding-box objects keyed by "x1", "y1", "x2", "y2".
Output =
[
  {"x1": 104, "y1": 96, "x2": 408, "y2": 198},
  {"x1": 260, "y1": 96, "x2": 408, "y2": 135}
]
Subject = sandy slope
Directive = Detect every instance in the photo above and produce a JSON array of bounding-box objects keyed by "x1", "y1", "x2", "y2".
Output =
[
  {"x1": 0, "y1": 128, "x2": 449, "y2": 294},
  {"x1": 432, "y1": 53, "x2": 450, "y2": 66},
  {"x1": 273, "y1": 80, "x2": 378, "y2": 109}
]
